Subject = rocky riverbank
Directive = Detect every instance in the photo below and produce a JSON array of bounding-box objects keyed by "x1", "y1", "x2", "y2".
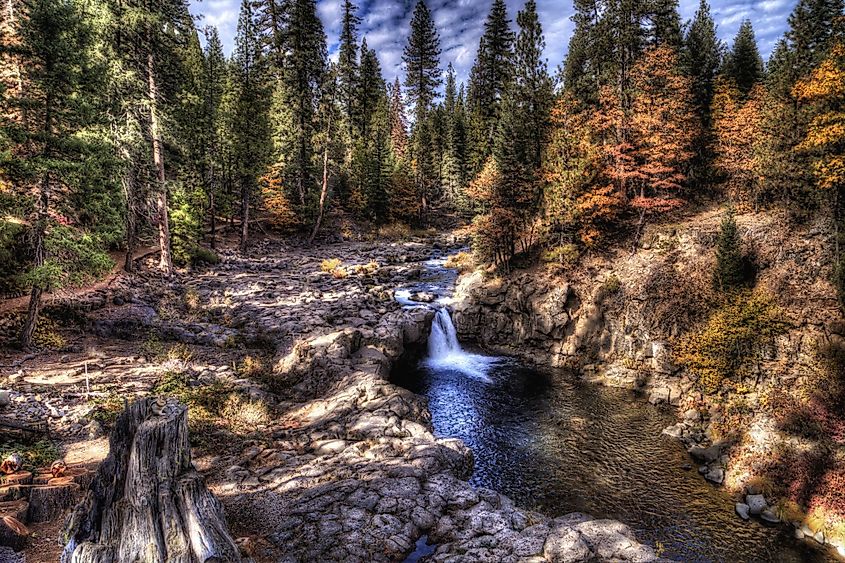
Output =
[
  {"x1": 452, "y1": 207, "x2": 845, "y2": 557},
  {"x1": 1, "y1": 233, "x2": 664, "y2": 562}
]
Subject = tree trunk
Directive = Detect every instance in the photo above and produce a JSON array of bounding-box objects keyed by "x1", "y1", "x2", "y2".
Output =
[
  {"x1": 148, "y1": 52, "x2": 172, "y2": 275},
  {"x1": 21, "y1": 89, "x2": 52, "y2": 349},
  {"x1": 61, "y1": 398, "x2": 241, "y2": 563},
  {"x1": 209, "y1": 192, "x2": 216, "y2": 250},
  {"x1": 239, "y1": 181, "x2": 249, "y2": 253},
  {"x1": 309, "y1": 107, "x2": 333, "y2": 246}
]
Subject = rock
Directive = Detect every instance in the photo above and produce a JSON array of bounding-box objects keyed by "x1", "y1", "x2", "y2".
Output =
[
  {"x1": 735, "y1": 503, "x2": 750, "y2": 520},
  {"x1": 760, "y1": 508, "x2": 780, "y2": 524},
  {"x1": 543, "y1": 526, "x2": 591, "y2": 563},
  {"x1": 648, "y1": 387, "x2": 671, "y2": 405},
  {"x1": 0, "y1": 391, "x2": 9, "y2": 410},
  {"x1": 704, "y1": 466, "x2": 724, "y2": 484},
  {"x1": 0, "y1": 546, "x2": 25, "y2": 563},
  {"x1": 410, "y1": 292, "x2": 436, "y2": 303},
  {"x1": 661, "y1": 423, "x2": 685, "y2": 439},
  {"x1": 745, "y1": 494, "x2": 767, "y2": 516},
  {"x1": 688, "y1": 444, "x2": 721, "y2": 464}
]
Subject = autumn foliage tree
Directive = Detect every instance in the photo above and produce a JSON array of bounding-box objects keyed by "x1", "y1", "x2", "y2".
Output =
[
  {"x1": 794, "y1": 42, "x2": 845, "y2": 310},
  {"x1": 712, "y1": 79, "x2": 765, "y2": 209}
]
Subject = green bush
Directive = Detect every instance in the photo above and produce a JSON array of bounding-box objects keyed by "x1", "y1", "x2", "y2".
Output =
[
  {"x1": 675, "y1": 291, "x2": 790, "y2": 393},
  {"x1": 541, "y1": 243, "x2": 580, "y2": 267},
  {"x1": 0, "y1": 439, "x2": 60, "y2": 470}
]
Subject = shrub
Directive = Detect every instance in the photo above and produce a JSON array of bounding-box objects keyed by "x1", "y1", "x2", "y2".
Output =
[
  {"x1": 377, "y1": 222, "x2": 411, "y2": 240},
  {"x1": 321, "y1": 258, "x2": 342, "y2": 272},
  {"x1": 601, "y1": 274, "x2": 621, "y2": 295},
  {"x1": 221, "y1": 394, "x2": 269, "y2": 434},
  {"x1": 238, "y1": 355, "x2": 268, "y2": 379},
  {"x1": 541, "y1": 243, "x2": 580, "y2": 268},
  {"x1": 444, "y1": 252, "x2": 474, "y2": 273},
  {"x1": 674, "y1": 291, "x2": 790, "y2": 393}
]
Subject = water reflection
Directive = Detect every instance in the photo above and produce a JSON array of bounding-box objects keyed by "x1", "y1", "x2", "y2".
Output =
[{"x1": 393, "y1": 356, "x2": 832, "y2": 563}]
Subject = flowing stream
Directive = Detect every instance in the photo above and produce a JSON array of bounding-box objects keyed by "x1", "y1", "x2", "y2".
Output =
[{"x1": 393, "y1": 255, "x2": 834, "y2": 562}]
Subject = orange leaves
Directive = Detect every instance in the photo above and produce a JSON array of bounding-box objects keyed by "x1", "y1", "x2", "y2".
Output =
[
  {"x1": 793, "y1": 43, "x2": 845, "y2": 193},
  {"x1": 465, "y1": 157, "x2": 500, "y2": 205},
  {"x1": 260, "y1": 168, "x2": 300, "y2": 231},
  {"x1": 712, "y1": 80, "x2": 765, "y2": 205}
]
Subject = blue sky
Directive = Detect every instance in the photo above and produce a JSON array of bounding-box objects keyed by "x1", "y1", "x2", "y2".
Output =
[{"x1": 188, "y1": 0, "x2": 796, "y2": 86}]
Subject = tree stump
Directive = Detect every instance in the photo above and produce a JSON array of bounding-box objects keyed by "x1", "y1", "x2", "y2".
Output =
[
  {"x1": 61, "y1": 397, "x2": 242, "y2": 563},
  {"x1": 0, "y1": 500, "x2": 29, "y2": 550},
  {"x1": 27, "y1": 480, "x2": 81, "y2": 523},
  {"x1": 0, "y1": 472, "x2": 32, "y2": 487}
]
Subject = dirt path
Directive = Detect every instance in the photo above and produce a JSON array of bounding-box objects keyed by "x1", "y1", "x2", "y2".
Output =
[{"x1": 0, "y1": 246, "x2": 157, "y2": 316}]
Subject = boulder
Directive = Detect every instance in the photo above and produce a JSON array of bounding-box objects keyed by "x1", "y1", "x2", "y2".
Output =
[
  {"x1": 688, "y1": 444, "x2": 721, "y2": 464},
  {"x1": 745, "y1": 494, "x2": 768, "y2": 516},
  {"x1": 735, "y1": 503, "x2": 750, "y2": 520}
]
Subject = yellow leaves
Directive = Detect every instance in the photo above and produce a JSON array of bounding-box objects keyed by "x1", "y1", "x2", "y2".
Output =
[
  {"x1": 674, "y1": 291, "x2": 790, "y2": 394},
  {"x1": 465, "y1": 157, "x2": 500, "y2": 204},
  {"x1": 793, "y1": 43, "x2": 845, "y2": 194},
  {"x1": 794, "y1": 43, "x2": 845, "y2": 102}
]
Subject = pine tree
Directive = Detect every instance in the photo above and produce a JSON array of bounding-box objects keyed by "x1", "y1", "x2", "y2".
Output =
[
  {"x1": 649, "y1": 0, "x2": 683, "y2": 48},
  {"x1": 357, "y1": 38, "x2": 384, "y2": 139},
  {"x1": 388, "y1": 77, "x2": 409, "y2": 160},
  {"x1": 562, "y1": 0, "x2": 607, "y2": 106},
  {"x1": 787, "y1": 0, "x2": 845, "y2": 77},
  {"x1": 4, "y1": 0, "x2": 111, "y2": 347},
  {"x1": 722, "y1": 20, "x2": 764, "y2": 97},
  {"x1": 337, "y1": 0, "x2": 360, "y2": 144},
  {"x1": 202, "y1": 27, "x2": 228, "y2": 249},
  {"x1": 514, "y1": 0, "x2": 553, "y2": 169},
  {"x1": 402, "y1": 0, "x2": 441, "y2": 121},
  {"x1": 442, "y1": 66, "x2": 467, "y2": 203},
  {"x1": 683, "y1": 0, "x2": 723, "y2": 121},
  {"x1": 273, "y1": 0, "x2": 327, "y2": 218},
  {"x1": 231, "y1": 0, "x2": 270, "y2": 252},
  {"x1": 682, "y1": 0, "x2": 723, "y2": 189},
  {"x1": 467, "y1": 0, "x2": 515, "y2": 174},
  {"x1": 713, "y1": 207, "x2": 745, "y2": 290}
]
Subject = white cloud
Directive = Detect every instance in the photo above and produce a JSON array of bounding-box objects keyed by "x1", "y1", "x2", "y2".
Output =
[{"x1": 190, "y1": 0, "x2": 798, "y2": 86}]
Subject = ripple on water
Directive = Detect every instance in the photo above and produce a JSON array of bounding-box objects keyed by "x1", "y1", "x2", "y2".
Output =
[{"x1": 392, "y1": 357, "x2": 835, "y2": 563}]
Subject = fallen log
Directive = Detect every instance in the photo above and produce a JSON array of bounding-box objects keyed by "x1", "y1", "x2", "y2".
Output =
[{"x1": 61, "y1": 397, "x2": 242, "y2": 563}]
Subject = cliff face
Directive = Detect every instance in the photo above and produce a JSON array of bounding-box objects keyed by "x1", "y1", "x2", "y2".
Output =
[{"x1": 453, "y1": 207, "x2": 845, "y2": 553}]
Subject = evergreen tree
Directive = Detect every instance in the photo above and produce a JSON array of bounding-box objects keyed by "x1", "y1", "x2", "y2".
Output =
[
  {"x1": 337, "y1": 0, "x2": 360, "y2": 144},
  {"x1": 231, "y1": 0, "x2": 270, "y2": 252},
  {"x1": 273, "y1": 0, "x2": 327, "y2": 218},
  {"x1": 3, "y1": 0, "x2": 112, "y2": 347},
  {"x1": 562, "y1": 0, "x2": 607, "y2": 106},
  {"x1": 682, "y1": 0, "x2": 723, "y2": 189},
  {"x1": 357, "y1": 38, "x2": 384, "y2": 139},
  {"x1": 442, "y1": 66, "x2": 467, "y2": 203},
  {"x1": 649, "y1": 0, "x2": 683, "y2": 48},
  {"x1": 389, "y1": 77, "x2": 409, "y2": 160},
  {"x1": 787, "y1": 0, "x2": 845, "y2": 76},
  {"x1": 514, "y1": 0, "x2": 553, "y2": 169},
  {"x1": 467, "y1": 0, "x2": 515, "y2": 174},
  {"x1": 713, "y1": 207, "x2": 745, "y2": 290},
  {"x1": 683, "y1": 0, "x2": 723, "y2": 120},
  {"x1": 201, "y1": 27, "x2": 228, "y2": 249},
  {"x1": 722, "y1": 20, "x2": 764, "y2": 97},
  {"x1": 402, "y1": 0, "x2": 441, "y2": 120}
]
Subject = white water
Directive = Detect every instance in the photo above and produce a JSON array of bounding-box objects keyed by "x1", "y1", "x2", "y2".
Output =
[{"x1": 424, "y1": 308, "x2": 498, "y2": 382}]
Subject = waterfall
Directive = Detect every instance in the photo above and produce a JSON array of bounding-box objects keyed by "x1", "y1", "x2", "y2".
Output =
[
  {"x1": 428, "y1": 308, "x2": 462, "y2": 358},
  {"x1": 424, "y1": 308, "x2": 497, "y2": 382}
]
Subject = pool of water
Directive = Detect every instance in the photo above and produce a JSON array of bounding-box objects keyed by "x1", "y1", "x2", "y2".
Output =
[{"x1": 392, "y1": 354, "x2": 833, "y2": 562}]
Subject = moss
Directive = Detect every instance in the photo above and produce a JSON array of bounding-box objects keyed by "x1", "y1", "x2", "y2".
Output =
[{"x1": 674, "y1": 290, "x2": 790, "y2": 393}]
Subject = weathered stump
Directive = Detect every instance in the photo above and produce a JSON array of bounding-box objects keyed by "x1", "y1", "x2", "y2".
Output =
[
  {"x1": 0, "y1": 500, "x2": 29, "y2": 550},
  {"x1": 27, "y1": 480, "x2": 81, "y2": 523},
  {"x1": 61, "y1": 397, "x2": 242, "y2": 563}
]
